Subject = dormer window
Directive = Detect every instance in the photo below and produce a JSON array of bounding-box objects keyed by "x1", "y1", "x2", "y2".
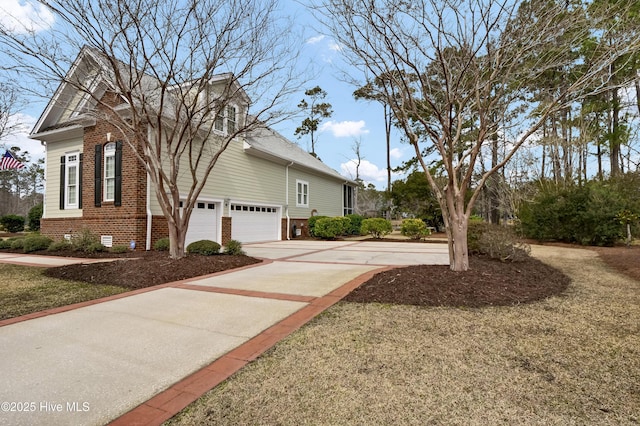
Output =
[{"x1": 214, "y1": 104, "x2": 237, "y2": 135}]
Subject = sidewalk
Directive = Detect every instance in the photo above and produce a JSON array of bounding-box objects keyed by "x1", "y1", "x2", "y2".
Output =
[{"x1": 0, "y1": 241, "x2": 448, "y2": 426}]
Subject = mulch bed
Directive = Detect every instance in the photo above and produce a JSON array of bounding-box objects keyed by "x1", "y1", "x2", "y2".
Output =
[
  {"x1": 42, "y1": 251, "x2": 261, "y2": 289},
  {"x1": 6, "y1": 241, "x2": 640, "y2": 308},
  {"x1": 344, "y1": 255, "x2": 572, "y2": 308}
]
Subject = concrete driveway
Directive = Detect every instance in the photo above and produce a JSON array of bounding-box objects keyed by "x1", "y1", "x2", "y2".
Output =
[{"x1": 0, "y1": 241, "x2": 448, "y2": 426}]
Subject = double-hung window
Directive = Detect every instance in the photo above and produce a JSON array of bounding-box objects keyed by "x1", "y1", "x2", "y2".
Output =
[
  {"x1": 226, "y1": 105, "x2": 236, "y2": 134},
  {"x1": 65, "y1": 153, "x2": 80, "y2": 209},
  {"x1": 214, "y1": 104, "x2": 237, "y2": 135},
  {"x1": 296, "y1": 180, "x2": 309, "y2": 207},
  {"x1": 104, "y1": 143, "x2": 116, "y2": 201}
]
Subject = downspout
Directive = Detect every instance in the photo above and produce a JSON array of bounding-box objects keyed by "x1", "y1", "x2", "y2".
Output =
[
  {"x1": 41, "y1": 141, "x2": 47, "y2": 219},
  {"x1": 145, "y1": 171, "x2": 152, "y2": 250},
  {"x1": 145, "y1": 126, "x2": 152, "y2": 250},
  {"x1": 285, "y1": 161, "x2": 293, "y2": 240}
]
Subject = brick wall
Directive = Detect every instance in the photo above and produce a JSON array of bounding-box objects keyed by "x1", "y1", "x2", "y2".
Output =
[
  {"x1": 282, "y1": 218, "x2": 309, "y2": 239},
  {"x1": 41, "y1": 215, "x2": 147, "y2": 248},
  {"x1": 221, "y1": 216, "x2": 232, "y2": 245}
]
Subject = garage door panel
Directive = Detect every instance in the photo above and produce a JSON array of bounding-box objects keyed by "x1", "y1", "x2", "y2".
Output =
[
  {"x1": 230, "y1": 204, "x2": 279, "y2": 243},
  {"x1": 185, "y1": 202, "x2": 218, "y2": 246}
]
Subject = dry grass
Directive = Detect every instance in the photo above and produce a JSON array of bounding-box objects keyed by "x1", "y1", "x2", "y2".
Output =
[
  {"x1": 168, "y1": 246, "x2": 640, "y2": 425},
  {"x1": 0, "y1": 264, "x2": 129, "y2": 321}
]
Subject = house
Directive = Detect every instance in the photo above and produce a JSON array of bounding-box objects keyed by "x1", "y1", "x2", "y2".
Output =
[{"x1": 30, "y1": 48, "x2": 356, "y2": 249}]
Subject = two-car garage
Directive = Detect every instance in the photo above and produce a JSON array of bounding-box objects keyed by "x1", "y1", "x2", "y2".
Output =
[{"x1": 184, "y1": 200, "x2": 281, "y2": 246}]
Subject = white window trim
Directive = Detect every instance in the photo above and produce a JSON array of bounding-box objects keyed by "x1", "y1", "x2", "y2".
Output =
[
  {"x1": 296, "y1": 179, "x2": 309, "y2": 208},
  {"x1": 65, "y1": 152, "x2": 80, "y2": 209},
  {"x1": 103, "y1": 142, "x2": 116, "y2": 202}
]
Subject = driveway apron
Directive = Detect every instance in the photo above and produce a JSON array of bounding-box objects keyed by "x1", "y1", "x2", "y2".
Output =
[{"x1": 0, "y1": 241, "x2": 448, "y2": 426}]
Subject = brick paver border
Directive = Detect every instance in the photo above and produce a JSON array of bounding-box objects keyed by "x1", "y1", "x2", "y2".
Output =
[{"x1": 108, "y1": 266, "x2": 391, "y2": 426}]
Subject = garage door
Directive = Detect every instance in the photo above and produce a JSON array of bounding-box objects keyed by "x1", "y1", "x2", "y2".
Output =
[
  {"x1": 230, "y1": 203, "x2": 280, "y2": 243},
  {"x1": 185, "y1": 201, "x2": 218, "y2": 246}
]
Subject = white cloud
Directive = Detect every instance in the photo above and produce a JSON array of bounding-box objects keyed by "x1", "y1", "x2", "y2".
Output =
[
  {"x1": 0, "y1": 0, "x2": 55, "y2": 34},
  {"x1": 341, "y1": 159, "x2": 388, "y2": 183},
  {"x1": 328, "y1": 41, "x2": 342, "y2": 52},
  {"x1": 306, "y1": 35, "x2": 325, "y2": 45},
  {"x1": 390, "y1": 147, "x2": 404, "y2": 160},
  {"x1": 320, "y1": 120, "x2": 369, "y2": 138}
]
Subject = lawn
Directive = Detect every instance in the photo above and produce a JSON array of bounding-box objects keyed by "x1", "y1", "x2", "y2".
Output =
[
  {"x1": 0, "y1": 264, "x2": 129, "y2": 321},
  {"x1": 167, "y1": 245, "x2": 640, "y2": 425}
]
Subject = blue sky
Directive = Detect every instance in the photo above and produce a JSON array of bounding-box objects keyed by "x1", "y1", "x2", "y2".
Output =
[{"x1": 0, "y1": 0, "x2": 409, "y2": 189}]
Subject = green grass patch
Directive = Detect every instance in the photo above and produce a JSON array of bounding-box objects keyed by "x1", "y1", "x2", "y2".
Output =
[{"x1": 0, "y1": 264, "x2": 130, "y2": 321}]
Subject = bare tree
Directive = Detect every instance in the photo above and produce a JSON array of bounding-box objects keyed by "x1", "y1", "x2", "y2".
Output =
[
  {"x1": 314, "y1": 0, "x2": 640, "y2": 270},
  {"x1": 0, "y1": 0, "x2": 301, "y2": 259},
  {"x1": 0, "y1": 82, "x2": 21, "y2": 143}
]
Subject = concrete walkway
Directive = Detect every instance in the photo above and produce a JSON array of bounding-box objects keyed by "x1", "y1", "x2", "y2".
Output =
[{"x1": 0, "y1": 241, "x2": 448, "y2": 426}]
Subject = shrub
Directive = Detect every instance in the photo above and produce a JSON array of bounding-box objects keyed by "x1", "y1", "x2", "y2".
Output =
[
  {"x1": 308, "y1": 215, "x2": 328, "y2": 237},
  {"x1": 361, "y1": 218, "x2": 393, "y2": 239},
  {"x1": 224, "y1": 240, "x2": 245, "y2": 255},
  {"x1": 71, "y1": 228, "x2": 100, "y2": 252},
  {"x1": 0, "y1": 239, "x2": 11, "y2": 249},
  {"x1": 187, "y1": 240, "x2": 221, "y2": 255},
  {"x1": 48, "y1": 240, "x2": 72, "y2": 252},
  {"x1": 28, "y1": 204, "x2": 43, "y2": 231},
  {"x1": 519, "y1": 181, "x2": 624, "y2": 246},
  {"x1": 110, "y1": 245, "x2": 129, "y2": 254},
  {"x1": 469, "y1": 222, "x2": 530, "y2": 262},
  {"x1": 345, "y1": 214, "x2": 364, "y2": 235},
  {"x1": 23, "y1": 235, "x2": 53, "y2": 253},
  {"x1": 85, "y1": 242, "x2": 106, "y2": 254},
  {"x1": 401, "y1": 218, "x2": 431, "y2": 240},
  {"x1": 313, "y1": 217, "x2": 350, "y2": 239},
  {"x1": 0, "y1": 215, "x2": 25, "y2": 233},
  {"x1": 467, "y1": 221, "x2": 492, "y2": 253},
  {"x1": 10, "y1": 238, "x2": 25, "y2": 250},
  {"x1": 154, "y1": 237, "x2": 170, "y2": 251}
]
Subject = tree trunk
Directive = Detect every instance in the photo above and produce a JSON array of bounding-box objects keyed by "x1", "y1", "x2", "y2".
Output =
[
  {"x1": 442, "y1": 188, "x2": 470, "y2": 271},
  {"x1": 168, "y1": 220, "x2": 187, "y2": 259},
  {"x1": 450, "y1": 214, "x2": 469, "y2": 271},
  {"x1": 610, "y1": 86, "x2": 621, "y2": 177}
]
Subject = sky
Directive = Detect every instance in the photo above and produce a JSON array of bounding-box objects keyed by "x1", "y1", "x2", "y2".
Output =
[{"x1": 0, "y1": 0, "x2": 409, "y2": 190}]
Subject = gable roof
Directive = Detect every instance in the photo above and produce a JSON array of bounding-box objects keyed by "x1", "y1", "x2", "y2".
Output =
[
  {"x1": 30, "y1": 47, "x2": 355, "y2": 184},
  {"x1": 30, "y1": 46, "x2": 251, "y2": 138},
  {"x1": 244, "y1": 126, "x2": 355, "y2": 183}
]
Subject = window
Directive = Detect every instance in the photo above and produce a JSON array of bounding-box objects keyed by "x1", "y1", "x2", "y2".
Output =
[
  {"x1": 227, "y1": 105, "x2": 236, "y2": 134},
  {"x1": 297, "y1": 180, "x2": 309, "y2": 207},
  {"x1": 214, "y1": 104, "x2": 237, "y2": 135},
  {"x1": 104, "y1": 143, "x2": 116, "y2": 201},
  {"x1": 65, "y1": 153, "x2": 80, "y2": 209},
  {"x1": 214, "y1": 111, "x2": 224, "y2": 132},
  {"x1": 94, "y1": 141, "x2": 122, "y2": 207},
  {"x1": 343, "y1": 185, "x2": 355, "y2": 215}
]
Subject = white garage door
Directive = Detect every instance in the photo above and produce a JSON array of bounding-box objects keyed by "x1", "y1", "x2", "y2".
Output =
[
  {"x1": 185, "y1": 201, "x2": 219, "y2": 246},
  {"x1": 230, "y1": 203, "x2": 280, "y2": 243}
]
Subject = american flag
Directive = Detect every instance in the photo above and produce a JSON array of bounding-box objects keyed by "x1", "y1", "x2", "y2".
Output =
[{"x1": 0, "y1": 151, "x2": 25, "y2": 170}]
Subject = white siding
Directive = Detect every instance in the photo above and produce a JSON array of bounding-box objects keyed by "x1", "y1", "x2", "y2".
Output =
[{"x1": 44, "y1": 138, "x2": 84, "y2": 219}]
